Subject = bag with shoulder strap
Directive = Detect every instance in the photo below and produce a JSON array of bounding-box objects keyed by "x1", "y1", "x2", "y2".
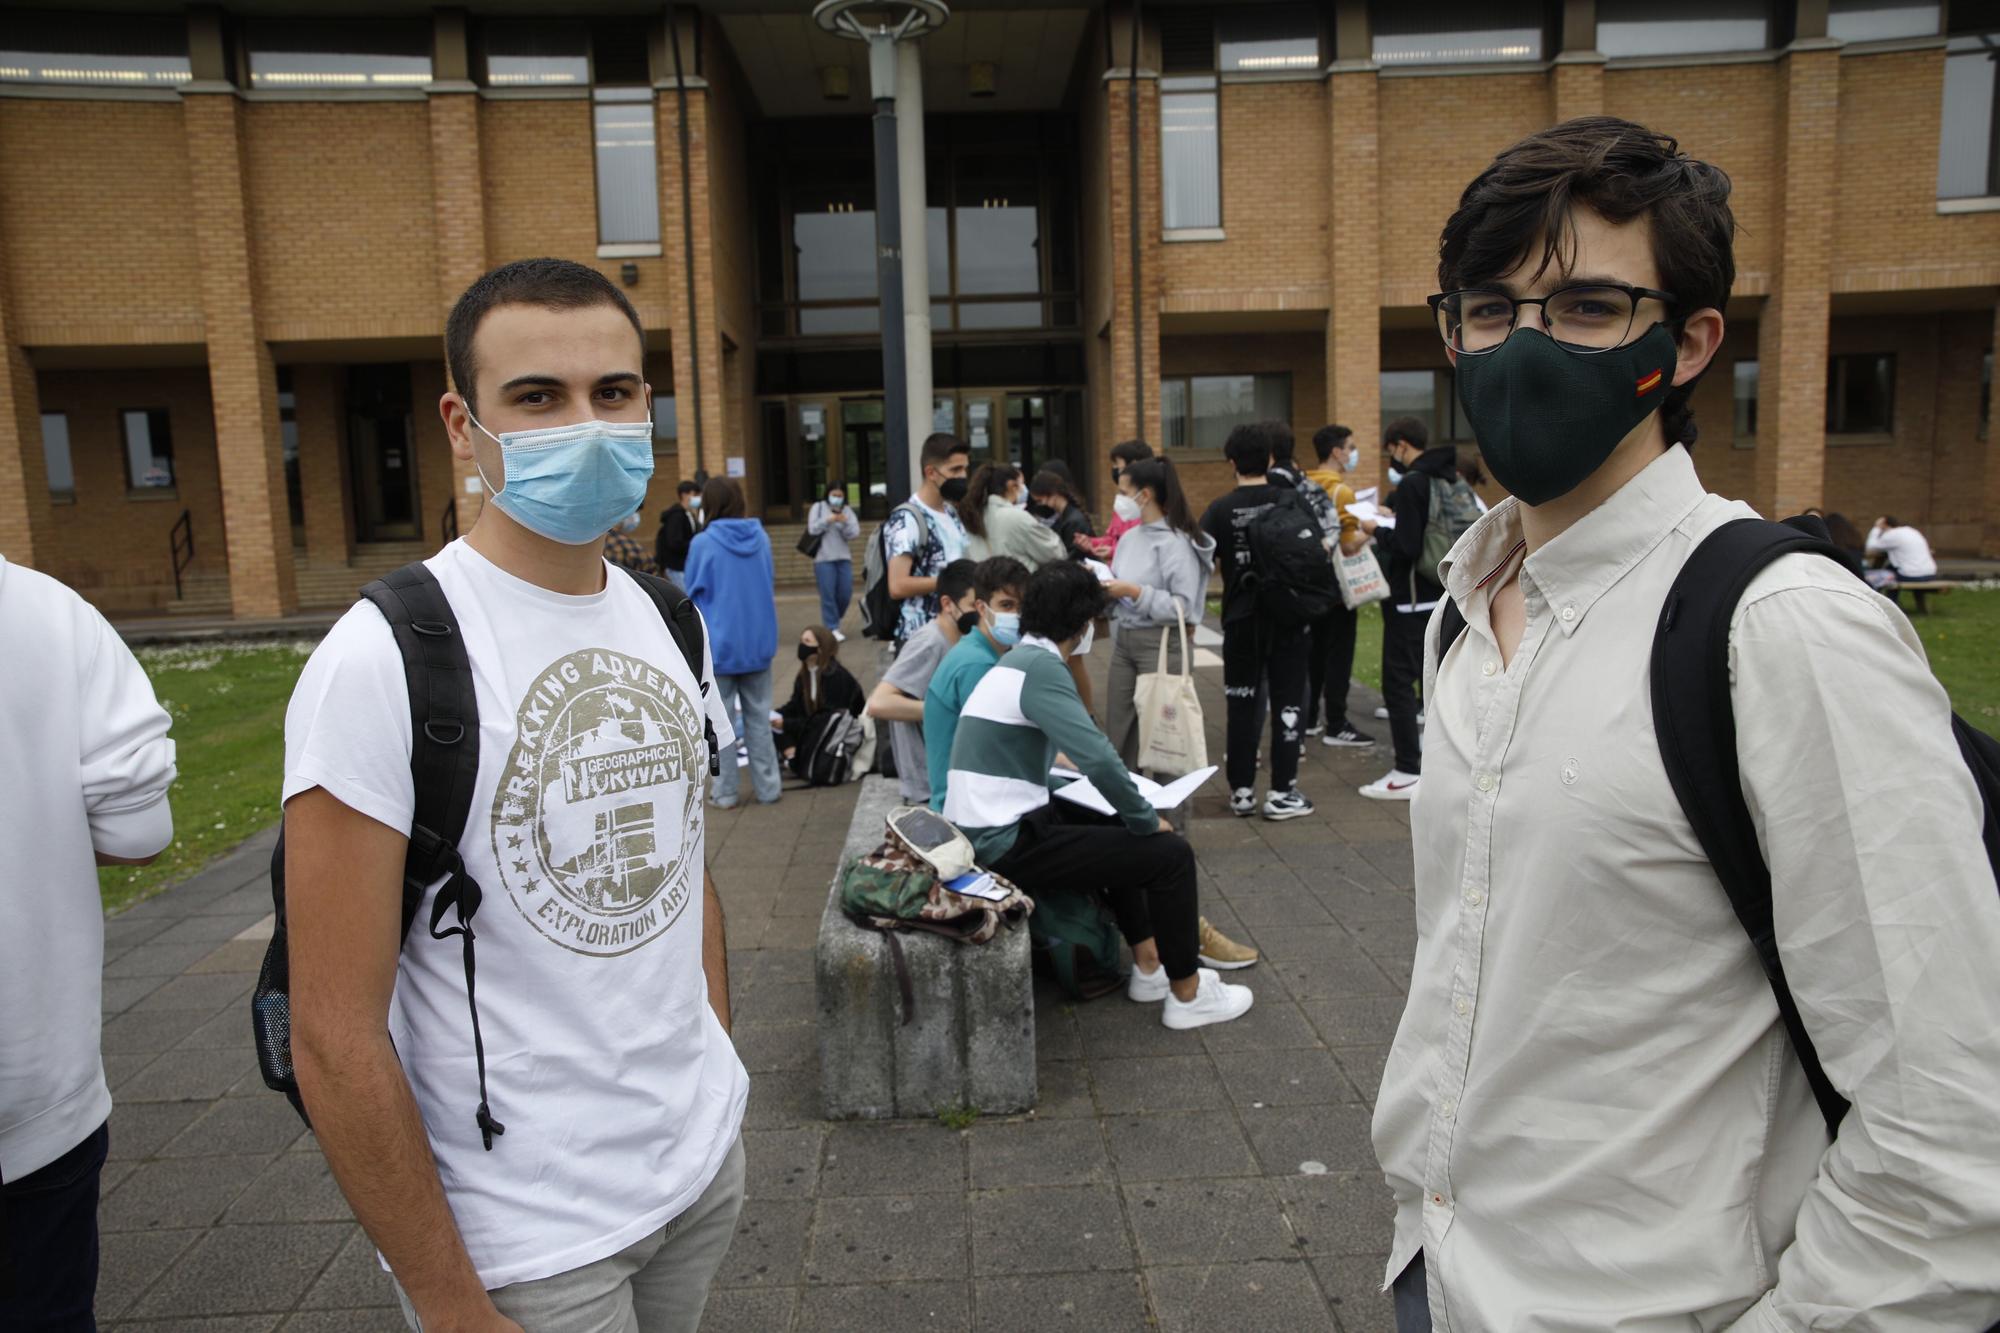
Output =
[
  {"x1": 250, "y1": 562, "x2": 719, "y2": 1147},
  {"x1": 1243, "y1": 493, "x2": 1341, "y2": 626},
  {"x1": 1438, "y1": 514, "x2": 2000, "y2": 1137},
  {"x1": 1028, "y1": 888, "x2": 1130, "y2": 1001},
  {"x1": 858, "y1": 502, "x2": 932, "y2": 641},
  {"x1": 790, "y1": 709, "x2": 866, "y2": 787},
  {"x1": 1417, "y1": 474, "x2": 1482, "y2": 590},
  {"x1": 1134, "y1": 599, "x2": 1207, "y2": 777}
]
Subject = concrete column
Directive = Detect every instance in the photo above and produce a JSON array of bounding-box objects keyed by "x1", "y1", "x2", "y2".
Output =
[
  {"x1": 431, "y1": 10, "x2": 486, "y2": 540},
  {"x1": 1754, "y1": 43, "x2": 1841, "y2": 519},
  {"x1": 1105, "y1": 69, "x2": 1161, "y2": 448},
  {"x1": 1326, "y1": 65, "x2": 1382, "y2": 477},
  {"x1": 897, "y1": 40, "x2": 934, "y2": 470},
  {"x1": 185, "y1": 90, "x2": 298, "y2": 618},
  {"x1": 0, "y1": 287, "x2": 50, "y2": 568},
  {"x1": 659, "y1": 84, "x2": 726, "y2": 481}
]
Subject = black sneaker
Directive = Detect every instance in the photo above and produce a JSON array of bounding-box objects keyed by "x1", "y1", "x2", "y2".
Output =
[
  {"x1": 1262, "y1": 787, "x2": 1315, "y2": 821},
  {"x1": 1322, "y1": 725, "x2": 1376, "y2": 748}
]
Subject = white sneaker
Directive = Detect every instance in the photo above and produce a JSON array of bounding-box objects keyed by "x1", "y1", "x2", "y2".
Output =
[
  {"x1": 1302, "y1": 722, "x2": 1325, "y2": 738},
  {"x1": 832, "y1": 628, "x2": 847, "y2": 643},
  {"x1": 1162, "y1": 969, "x2": 1255, "y2": 1030},
  {"x1": 1371, "y1": 706, "x2": 1425, "y2": 726},
  {"x1": 1229, "y1": 787, "x2": 1257, "y2": 817},
  {"x1": 1127, "y1": 963, "x2": 1170, "y2": 1003},
  {"x1": 1262, "y1": 787, "x2": 1314, "y2": 821},
  {"x1": 1359, "y1": 770, "x2": 1420, "y2": 801}
]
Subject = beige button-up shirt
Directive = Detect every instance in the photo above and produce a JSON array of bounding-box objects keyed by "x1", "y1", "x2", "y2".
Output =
[{"x1": 1372, "y1": 446, "x2": 2000, "y2": 1330}]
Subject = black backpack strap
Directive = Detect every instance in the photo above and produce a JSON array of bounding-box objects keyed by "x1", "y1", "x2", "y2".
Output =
[
  {"x1": 1650, "y1": 516, "x2": 1855, "y2": 1137},
  {"x1": 1438, "y1": 598, "x2": 1468, "y2": 662},
  {"x1": 362, "y1": 564, "x2": 504, "y2": 1152},
  {"x1": 613, "y1": 565, "x2": 722, "y2": 777}
]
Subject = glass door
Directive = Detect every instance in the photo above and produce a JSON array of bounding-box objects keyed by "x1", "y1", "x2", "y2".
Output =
[
  {"x1": 796, "y1": 401, "x2": 831, "y2": 514},
  {"x1": 348, "y1": 363, "x2": 421, "y2": 542},
  {"x1": 1006, "y1": 393, "x2": 1049, "y2": 475},
  {"x1": 840, "y1": 398, "x2": 888, "y2": 517},
  {"x1": 962, "y1": 395, "x2": 999, "y2": 467}
]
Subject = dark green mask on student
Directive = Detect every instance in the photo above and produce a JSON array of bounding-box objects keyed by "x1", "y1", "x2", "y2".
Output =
[{"x1": 1453, "y1": 324, "x2": 1679, "y2": 506}]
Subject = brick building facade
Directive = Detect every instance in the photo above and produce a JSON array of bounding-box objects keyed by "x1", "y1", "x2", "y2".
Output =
[{"x1": 1, "y1": 0, "x2": 1995, "y2": 619}]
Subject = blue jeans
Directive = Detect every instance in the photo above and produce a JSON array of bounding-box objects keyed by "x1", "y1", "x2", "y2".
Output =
[
  {"x1": 713, "y1": 669, "x2": 782, "y2": 806},
  {"x1": 814, "y1": 560, "x2": 852, "y2": 631},
  {"x1": 1, "y1": 1119, "x2": 107, "y2": 1331},
  {"x1": 1393, "y1": 1254, "x2": 1432, "y2": 1332}
]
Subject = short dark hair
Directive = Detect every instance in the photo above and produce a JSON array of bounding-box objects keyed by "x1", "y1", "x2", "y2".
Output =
[
  {"x1": 1109, "y1": 439, "x2": 1153, "y2": 468},
  {"x1": 1019, "y1": 560, "x2": 1105, "y2": 644},
  {"x1": 1384, "y1": 416, "x2": 1429, "y2": 452},
  {"x1": 701, "y1": 475, "x2": 745, "y2": 520},
  {"x1": 936, "y1": 558, "x2": 979, "y2": 605},
  {"x1": 677, "y1": 479, "x2": 698, "y2": 496},
  {"x1": 920, "y1": 433, "x2": 971, "y2": 472},
  {"x1": 1439, "y1": 117, "x2": 1736, "y2": 447},
  {"x1": 1223, "y1": 423, "x2": 1273, "y2": 477},
  {"x1": 1312, "y1": 425, "x2": 1353, "y2": 462},
  {"x1": 445, "y1": 258, "x2": 645, "y2": 416},
  {"x1": 973, "y1": 555, "x2": 1029, "y2": 602},
  {"x1": 1265, "y1": 421, "x2": 1297, "y2": 465},
  {"x1": 1028, "y1": 469, "x2": 1082, "y2": 507}
]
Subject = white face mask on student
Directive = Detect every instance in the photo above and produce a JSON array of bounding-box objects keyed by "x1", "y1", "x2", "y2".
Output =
[{"x1": 1112, "y1": 493, "x2": 1143, "y2": 524}]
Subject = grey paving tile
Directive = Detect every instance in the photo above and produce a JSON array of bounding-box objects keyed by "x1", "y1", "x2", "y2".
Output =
[
  {"x1": 733, "y1": 979, "x2": 814, "y2": 1024},
  {"x1": 157, "y1": 1095, "x2": 307, "y2": 1157},
  {"x1": 102, "y1": 941, "x2": 221, "y2": 981},
  {"x1": 173, "y1": 1000, "x2": 257, "y2": 1050},
  {"x1": 1214, "y1": 1048, "x2": 1358, "y2": 1108},
  {"x1": 1299, "y1": 994, "x2": 1411, "y2": 1048},
  {"x1": 806, "y1": 1193, "x2": 967, "y2": 1284},
  {"x1": 128, "y1": 1221, "x2": 349, "y2": 1318},
  {"x1": 130, "y1": 971, "x2": 254, "y2": 1014},
  {"x1": 821, "y1": 1121, "x2": 964, "y2": 1196},
  {"x1": 1145, "y1": 1259, "x2": 1338, "y2": 1333},
  {"x1": 972, "y1": 1272, "x2": 1148, "y2": 1333},
  {"x1": 1029, "y1": 1057, "x2": 1095, "y2": 1119},
  {"x1": 1029, "y1": 998, "x2": 1084, "y2": 1062},
  {"x1": 148, "y1": 912, "x2": 270, "y2": 946},
  {"x1": 1088, "y1": 1055, "x2": 1229, "y2": 1115},
  {"x1": 797, "y1": 1279, "x2": 969, "y2": 1332},
  {"x1": 1312, "y1": 1256, "x2": 1398, "y2": 1333},
  {"x1": 1122, "y1": 1177, "x2": 1301, "y2": 1266},
  {"x1": 1197, "y1": 995, "x2": 1327, "y2": 1055},
  {"x1": 698, "y1": 1286, "x2": 800, "y2": 1333},
  {"x1": 966, "y1": 1118, "x2": 1109, "y2": 1190},
  {"x1": 1104, "y1": 1111, "x2": 1256, "y2": 1182},
  {"x1": 104, "y1": 1052, "x2": 157, "y2": 1094},
  {"x1": 100, "y1": 1153, "x2": 274, "y2": 1232},
  {"x1": 1332, "y1": 1045, "x2": 1389, "y2": 1102},
  {"x1": 1278, "y1": 1173, "x2": 1397, "y2": 1258},
  {"x1": 1225, "y1": 887, "x2": 1336, "y2": 927},
  {"x1": 107, "y1": 1315, "x2": 281, "y2": 1332},
  {"x1": 714, "y1": 1197, "x2": 812, "y2": 1288},
  {"x1": 733, "y1": 943, "x2": 814, "y2": 989},
  {"x1": 741, "y1": 1124, "x2": 825, "y2": 1199},
  {"x1": 96, "y1": 1227, "x2": 201, "y2": 1318},
  {"x1": 742, "y1": 1067, "x2": 819, "y2": 1129},
  {"x1": 732, "y1": 1020, "x2": 815, "y2": 1073},
  {"x1": 105, "y1": 1099, "x2": 206, "y2": 1160},
  {"x1": 295, "y1": 1226, "x2": 397, "y2": 1310},
  {"x1": 115, "y1": 1046, "x2": 256, "y2": 1103},
  {"x1": 760, "y1": 915, "x2": 819, "y2": 950},
  {"x1": 198, "y1": 883, "x2": 277, "y2": 918},
  {"x1": 1073, "y1": 997, "x2": 1186, "y2": 1061},
  {"x1": 967, "y1": 1184, "x2": 1132, "y2": 1276},
  {"x1": 223, "y1": 1151, "x2": 356, "y2": 1224},
  {"x1": 280, "y1": 1311, "x2": 408, "y2": 1332},
  {"x1": 101, "y1": 1005, "x2": 213, "y2": 1055},
  {"x1": 189, "y1": 938, "x2": 273, "y2": 975},
  {"x1": 101, "y1": 976, "x2": 169, "y2": 1015},
  {"x1": 1239, "y1": 1103, "x2": 1379, "y2": 1176},
  {"x1": 103, "y1": 915, "x2": 176, "y2": 952}
]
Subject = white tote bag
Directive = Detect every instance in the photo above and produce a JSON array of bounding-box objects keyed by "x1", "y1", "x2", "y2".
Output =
[
  {"x1": 1134, "y1": 600, "x2": 1208, "y2": 777},
  {"x1": 1336, "y1": 544, "x2": 1391, "y2": 610}
]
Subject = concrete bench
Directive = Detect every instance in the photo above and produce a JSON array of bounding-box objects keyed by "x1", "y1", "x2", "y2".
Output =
[{"x1": 816, "y1": 775, "x2": 1036, "y2": 1119}]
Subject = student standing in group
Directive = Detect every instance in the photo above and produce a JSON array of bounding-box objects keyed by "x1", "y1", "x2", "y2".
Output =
[
  {"x1": 604, "y1": 505, "x2": 657, "y2": 574},
  {"x1": 1299, "y1": 426, "x2": 1374, "y2": 749},
  {"x1": 1028, "y1": 468, "x2": 1098, "y2": 561},
  {"x1": 922, "y1": 556, "x2": 1030, "y2": 810},
  {"x1": 1199, "y1": 422, "x2": 1315, "y2": 822},
  {"x1": 805, "y1": 482, "x2": 861, "y2": 638},
  {"x1": 960, "y1": 463, "x2": 1066, "y2": 568},
  {"x1": 0, "y1": 561, "x2": 175, "y2": 1331},
  {"x1": 1375, "y1": 118, "x2": 2000, "y2": 1329},
  {"x1": 686, "y1": 475, "x2": 782, "y2": 809},
  {"x1": 867, "y1": 559, "x2": 979, "y2": 805},
  {"x1": 1077, "y1": 439, "x2": 1155, "y2": 563},
  {"x1": 884, "y1": 433, "x2": 972, "y2": 650},
  {"x1": 283, "y1": 258, "x2": 747, "y2": 1333},
  {"x1": 657, "y1": 478, "x2": 703, "y2": 585},
  {"x1": 1101, "y1": 457, "x2": 1214, "y2": 768}
]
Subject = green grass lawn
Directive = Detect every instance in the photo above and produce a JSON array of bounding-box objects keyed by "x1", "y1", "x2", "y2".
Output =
[{"x1": 98, "y1": 640, "x2": 313, "y2": 915}]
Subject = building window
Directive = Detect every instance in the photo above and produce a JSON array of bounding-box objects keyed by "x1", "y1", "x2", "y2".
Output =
[
  {"x1": 1379, "y1": 369, "x2": 1475, "y2": 445},
  {"x1": 0, "y1": 12, "x2": 189, "y2": 86},
  {"x1": 593, "y1": 89, "x2": 660, "y2": 247},
  {"x1": 246, "y1": 20, "x2": 433, "y2": 88},
  {"x1": 653, "y1": 396, "x2": 678, "y2": 449},
  {"x1": 480, "y1": 19, "x2": 589, "y2": 87},
  {"x1": 955, "y1": 158, "x2": 1042, "y2": 296},
  {"x1": 1939, "y1": 33, "x2": 2000, "y2": 200},
  {"x1": 41, "y1": 412, "x2": 74, "y2": 501},
  {"x1": 1733, "y1": 360, "x2": 1759, "y2": 447},
  {"x1": 122, "y1": 409, "x2": 175, "y2": 493},
  {"x1": 1826, "y1": 354, "x2": 1895, "y2": 437},
  {"x1": 1827, "y1": 0, "x2": 1941, "y2": 42},
  {"x1": 279, "y1": 368, "x2": 304, "y2": 532},
  {"x1": 1370, "y1": 0, "x2": 1544, "y2": 66},
  {"x1": 1598, "y1": 0, "x2": 1775, "y2": 57},
  {"x1": 1161, "y1": 79, "x2": 1221, "y2": 231},
  {"x1": 1160, "y1": 373, "x2": 1292, "y2": 450},
  {"x1": 1218, "y1": 5, "x2": 1321, "y2": 72}
]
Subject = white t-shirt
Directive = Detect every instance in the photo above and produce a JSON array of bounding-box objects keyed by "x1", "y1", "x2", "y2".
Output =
[
  {"x1": 282, "y1": 540, "x2": 747, "y2": 1289},
  {"x1": 1865, "y1": 523, "x2": 1937, "y2": 579}
]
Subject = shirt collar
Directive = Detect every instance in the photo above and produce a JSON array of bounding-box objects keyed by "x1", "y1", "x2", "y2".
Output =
[
  {"x1": 1018, "y1": 633, "x2": 1065, "y2": 660},
  {"x1": 1441, "y1": 446, "x2": 1708, "y2": 637}
]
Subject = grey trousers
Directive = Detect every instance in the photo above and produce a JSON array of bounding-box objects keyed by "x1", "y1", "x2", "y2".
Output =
[
  {"x1": 1105, "y1": 622, "x2": 1190, "y2": 770},
  {"x1": 396, "y1": 1135, "x2": 746, "y2": 1333}
]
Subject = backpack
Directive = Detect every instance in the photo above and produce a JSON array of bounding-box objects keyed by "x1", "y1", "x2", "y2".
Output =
[
  {"x1": 790, "y1": 709, "x2": 867, "y2": 787},
  {"x1": 1243, "y1": 492, "x2": 1342, "y2": 626},
  {"x1": 1417, "y1": 473, "x2": 1482, "y2": 591},
  {"x1": 859, "y1": 502, "x2": 932, "y2": 642},
  {"x1": 1277, "y1": 468, "x2": 1343, "y2": 540},
  {"x1": 1027, "y1": 888, "x2": 1130, "y2": 1001},
  {"x1": 250, "y1": 561, "x2": 719, "y2": 1148},
  {"x1": 1439, "y1": 515, "x2": 2000, "y2": 1136}
]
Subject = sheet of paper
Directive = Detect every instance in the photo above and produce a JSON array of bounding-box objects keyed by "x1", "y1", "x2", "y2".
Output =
[
  {"x1": 1345, "y1": 501, "x2": 1395, "y2": 529},
  {"x1": 1082, "y1": 557, "x2": 1114, "y2": 584},
  {"x1": 1353, "y1": 486, "x2": 1378, "y2": 505},
  {"x1": 1049, "y1": 764, "x2": 1219, "y2": 816}
]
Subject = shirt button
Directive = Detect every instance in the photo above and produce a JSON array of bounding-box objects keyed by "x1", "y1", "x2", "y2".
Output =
[
  {"x1": 1475, "y1": 773, "x2": 1495, "y2": 793},
  {"x1": 1439, "y1": 1097, "x2": 1457, "y2": 1118},
  {"x1": 1560, "y1": 605, "x2": 1577, "y2": 623},
  {"x1": 1481, "y1": 660, "x2": 1496, "y2": 677},
  {"x1": 1453, "y1": 995, "x2": 1470, "y2": 1016},
  {"x1": 1463, "y1": 889, "x2": 1483, "y2": 907},
  {"x1": 1430, "y1": 1192, "x2": 1448, "y2": 1207}
]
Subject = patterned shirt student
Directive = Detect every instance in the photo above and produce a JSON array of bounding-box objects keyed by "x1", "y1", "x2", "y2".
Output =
[{"x1": 882, "y1": 498, "x2": 967, "y2": 644}]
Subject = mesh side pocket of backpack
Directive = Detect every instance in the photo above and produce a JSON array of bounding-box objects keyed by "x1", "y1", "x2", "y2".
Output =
[{"x1": 251, "y1": 924, "x2": 309, "y2": 1121}]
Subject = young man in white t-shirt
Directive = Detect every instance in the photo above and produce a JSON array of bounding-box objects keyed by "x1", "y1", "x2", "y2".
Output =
[{"x1": 282, "y1": 258, "x2": 747, "y2": 1332}]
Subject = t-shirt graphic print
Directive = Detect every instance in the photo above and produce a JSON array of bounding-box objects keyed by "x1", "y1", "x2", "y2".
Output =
[{"x1": 497, "y1": 646, "x2": 708, "y2": 956}]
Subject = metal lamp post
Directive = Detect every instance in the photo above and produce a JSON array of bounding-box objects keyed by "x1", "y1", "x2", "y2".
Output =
[{"x1": 812, "y1": 0, "x2": 948, "y2": 505}]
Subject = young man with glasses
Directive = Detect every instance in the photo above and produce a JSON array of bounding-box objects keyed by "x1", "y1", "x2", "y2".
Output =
[{"x1": 1373, "y1": 118, "x2": 2000, "y2": 1329}]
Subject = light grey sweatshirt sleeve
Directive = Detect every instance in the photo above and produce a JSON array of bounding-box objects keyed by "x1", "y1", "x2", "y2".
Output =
[{"x1": 1121, "y1": 528, "x2": 1214, "y2": 628}]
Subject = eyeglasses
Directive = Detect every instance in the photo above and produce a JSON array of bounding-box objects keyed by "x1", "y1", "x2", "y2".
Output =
[{"x1": 1428, "y1": 283, "x2": 1678, "y2": 356}]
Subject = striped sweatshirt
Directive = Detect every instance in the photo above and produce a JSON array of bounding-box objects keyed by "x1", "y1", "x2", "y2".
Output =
[{"x1": 943, "y1": 635, "x2": 1158, "y2": 863}]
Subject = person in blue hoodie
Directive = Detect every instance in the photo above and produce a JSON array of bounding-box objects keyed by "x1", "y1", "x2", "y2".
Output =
[{"x1": 684, "y1": 476, "x2": 782, "y2": 807}]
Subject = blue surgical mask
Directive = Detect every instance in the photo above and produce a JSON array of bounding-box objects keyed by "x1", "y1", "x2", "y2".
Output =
[
  {"x1": 1388, "y1": 465, "x2": 1405, "y2": 487},
  {"x1": 989, "y1": 611, "x2": 1021, "y2": 646},
  {"x1": 616, "y1": 512, "x2": 641, "y2": 534},
  {"x1": 471, "y1": 414, "x2": 654, "y2": 546},
  {"x1": 828, "y1": 493, "x2": 845, "y2": 509},
  {"x1": 1340, "y1": 449, "x2": 1358, "y2": 474}
]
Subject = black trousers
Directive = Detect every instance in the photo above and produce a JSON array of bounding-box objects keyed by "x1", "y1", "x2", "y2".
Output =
[
  {"x1": 1305, "y1": 600, "x2": 1360, "y2": 733},
  {"x1": 1, "y1": 1120, "x2": 107, "y2": 1332},
  {"x1": 1393, "y1": 1254, "x2": 1432, "y2": 1331},
  {"x1": 991, "y1": 801, "x2": 1202, "y2": 980},
  {"x1": 1222, "y1": 619, "x2": 1308, "y2": 794},
  {"x1": 1381, "y1": 603, "x2": 1429, "y2": 774}
]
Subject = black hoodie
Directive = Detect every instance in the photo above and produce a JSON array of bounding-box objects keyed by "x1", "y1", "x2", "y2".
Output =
[{"x1": 1380, "y1": 445, "x2": 1460, "y2": 609}]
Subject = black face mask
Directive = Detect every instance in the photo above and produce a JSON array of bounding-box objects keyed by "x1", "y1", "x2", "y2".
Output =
[
  {"x1": 1027, "y1": 501, "x2": 1054, "y2": 520},
  {"x1": 1454, "y1": 324, "x2": 1680, "y2": 507},
  {"x1": 938, "y1": 476, "x2": 970, "y2": 504},
  {"x1": 954, "y1": 609, "x2": 980, "y2": 636},
  {"x1": 798, "y1": 643, "x2": 816, "y2": 662}
]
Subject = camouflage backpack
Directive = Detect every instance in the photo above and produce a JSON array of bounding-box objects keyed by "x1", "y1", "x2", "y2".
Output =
[{"x1": 838, "y1": 826, "x2": 1031, "y2": 947}]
